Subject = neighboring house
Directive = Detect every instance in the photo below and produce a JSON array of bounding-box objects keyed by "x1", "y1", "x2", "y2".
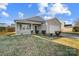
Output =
[
  {"x1": 7, "y1": 24, "x2": 15, "y2": 32},
  {"x1": 10, "y1": 24, "x2": 15, "y2": 27},
  {"x1": 62, "y1": 24, "x2": 73, "y2": 32},
  {"x1": 0, "y1": 23, "x2": 8, "y2": 32},
  {"x1": 0, "y1": 23, "x2": 15, "y2": 32},
  {"x1": 15, "y1": 16, "x2": 64, "y2": 35}
]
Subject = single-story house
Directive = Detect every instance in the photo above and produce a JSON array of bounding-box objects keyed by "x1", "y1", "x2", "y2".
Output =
[
  {"x1": 62, "y1": 24, "x2": 73, "y2": 32},
  {"x1": 15, "y1": 16, "x2": 64, "y2": 35},
  {"x1": 0, "y1": 23, "x2": 8, "y2": 32},
  {"x1": 7, "y1": 24, "x2": 15, "y2": 32},
  {"x1": 0, "y1": 23, "x2": 15, "y2": 32}
]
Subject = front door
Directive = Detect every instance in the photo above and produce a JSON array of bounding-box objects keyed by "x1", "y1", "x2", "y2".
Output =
[{"x1": 35, "y1": 26, "x2": 38, "y2": 34}]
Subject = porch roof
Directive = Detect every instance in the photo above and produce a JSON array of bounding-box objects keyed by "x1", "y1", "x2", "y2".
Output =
[{"x1": 15, "y1": 16, "x2": 45, "y2": 24}]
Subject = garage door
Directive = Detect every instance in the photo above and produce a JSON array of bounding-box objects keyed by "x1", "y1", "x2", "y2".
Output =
[{"x1": 49, "y1": 25, "x2": 60, "y2": 33}]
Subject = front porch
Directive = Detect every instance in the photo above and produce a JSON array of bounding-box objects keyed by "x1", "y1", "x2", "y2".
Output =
[
  {"x1": 30, "y1": 24, "x2": 42, "y2": 34},
  {"x1": 15, "y1": 22, "x2": 45, "y2": 35}
]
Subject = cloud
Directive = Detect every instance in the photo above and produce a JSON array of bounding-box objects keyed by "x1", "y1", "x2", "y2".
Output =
[
  {"x1": 18, "y1": 12, "x2": 24, "y2": 18},
  {"x1": 38, "y1": 3, "x2": 48, "y2": 7},
  {"x1": 43, "y1": 16, "x2": 53, "y2": 19},
  {"x1": 0, "y1": 4, "x2": 9, "y2": 17},
  {"x1": 0, "y1": 3, "x2": 8, "y2": 10},
  {"x1": 38, "y1": 3, "x2": 48, "y2": 14},
  {"x1": 38, "y1": 3, "x2": 71, "y2": 19},
  {"x1": 50, "y1": 3, "x2": 71, "y2": 15},
  {"x1": 2, "y1": 11, "x2": 9, "y2": 17}
]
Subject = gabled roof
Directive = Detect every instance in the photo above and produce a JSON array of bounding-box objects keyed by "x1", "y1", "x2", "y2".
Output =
[
  {"x1": 26, "y1": 16, "x2": 45, "y2": 22},
  {"x1": 15, "y1": 16, "x2": 45, "y2": 23},
  {"x1": 47, "y1": 17, "x2": 62, "y2": 24}
]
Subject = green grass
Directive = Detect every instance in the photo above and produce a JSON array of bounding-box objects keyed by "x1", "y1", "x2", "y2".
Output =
[
  {"x1": 62, "y1": 32, "x2": 79, "y2": 35},
  {"x1": 0, "y1": 35, "x2": 78, "y2": 56}
]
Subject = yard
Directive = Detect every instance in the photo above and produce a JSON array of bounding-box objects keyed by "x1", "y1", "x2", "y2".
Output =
[
  {"x1": 62, "y1": 32, "x2": 79, "y2": 35},
  {"x1": 0, "y1": 34, "x2": 78, "y2": 56}
]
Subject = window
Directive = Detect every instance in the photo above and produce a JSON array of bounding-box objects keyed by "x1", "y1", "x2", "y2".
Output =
[
  {"x1": 27, "y1": 25, "x2": 29, "y2": 29},
  {"x1": 26, "y1": 24, "x2": 31, "y2": 29},
  {"x1": 23, "y1": 27, "x2": 25, "y2": 30}
]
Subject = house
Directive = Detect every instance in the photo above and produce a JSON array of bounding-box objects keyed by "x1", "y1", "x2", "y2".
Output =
[
  {"x1": 46, "y1": 18, "x2": 62, "y2": 34},
  {"x1": 10, "y1": 24, "x2": 15, "y2": 27},
  {"x1": 0, "y1": 23, "x2": 8, "y2": 32},
  {"x1": 0, "y1": 23, "x2": 15, "y2": 33},
  {"x1": 15, "y1": 16, "x2": 64, "y2": 35},
  {"x1": 7, "y1": 24, "x2": 15, "y2": 32},
  {"x1": 62, "y1": 24, "x2": 73, "y2": 32}
]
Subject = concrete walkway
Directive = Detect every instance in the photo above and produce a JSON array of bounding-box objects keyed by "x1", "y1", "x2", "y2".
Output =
[
  {"x1": 61, "y1": 33, "x2": 79, "y2": 39},
  {"x1": 33, "y1": 35, "x2": 49, "y2": 40},
  {"x1": 33, "y1": 35, "x2": 79, "y2": 49}
]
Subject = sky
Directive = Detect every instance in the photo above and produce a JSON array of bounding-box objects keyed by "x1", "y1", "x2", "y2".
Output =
[{"x1": 0, "y1": 3, "x2": 79, "y2": 25}]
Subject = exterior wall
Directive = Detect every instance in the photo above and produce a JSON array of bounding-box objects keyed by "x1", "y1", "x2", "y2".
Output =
[
  {"x1": 15, "y1": 18, "x2": 63, "y2": 35},
  {"x1": 15, "y1": 23, "x2": 31, "y2": 35},
  {"x1": 62, "y1": 27, "x2": 72, "y2": 32},
  {"x1": 46, "y1": 19, "x2": 61, "y2": 34},
  {"x1": 41, "y1": 23, "x2": 47, "y2": 31},
  {"x1": 15, "y1": 22, "x2": 42, "y2": 35},
  {"x1": 31, "y1": 24, "x2": 41, "y2": 34},
  {"x1": 60, "y1": 21, "x2": 64, "y2": 32},
  {"x1": 0, "y1": 27, "x2": 7, "y2": 32}
]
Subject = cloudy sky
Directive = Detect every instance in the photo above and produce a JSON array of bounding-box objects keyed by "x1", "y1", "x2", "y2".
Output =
[{"x1": 0, "y1": 3, "x2": 79, "y2": 24}]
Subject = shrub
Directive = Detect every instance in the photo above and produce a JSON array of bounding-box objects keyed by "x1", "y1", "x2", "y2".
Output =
[
  {"x1": 55, "y1": 31, "x2": 61, "y2": 37},
  {"x1": 41, "y1": 30, "x2": 46, "y2": 35},
  {"x1": 35, "y1": 30, "x2": 39, "y2": 34},
  {"x1": 49, "y1": 33, "x2": 53, "y2": 37},
  {"x1": 31, "y1": 30, "x2": 33, "y2": 34},
  {"x1": 73, "y1": 27, "x2": 79, "y2": 32}
]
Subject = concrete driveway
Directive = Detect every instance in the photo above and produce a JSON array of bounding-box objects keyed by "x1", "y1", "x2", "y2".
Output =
[{"x1": 60, "y1": 32, "x2": 79, "y2": 39}]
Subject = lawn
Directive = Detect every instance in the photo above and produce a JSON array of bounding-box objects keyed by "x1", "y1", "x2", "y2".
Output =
[
  {"x1": 52, "y1": 38, "x2": 79, "y2": 49},
  {"x1": 0, "y1": 32, "x2": 15, "y2": 36},
  {"x1": 0, "y1": 35, "x2": 78, "y2": 56},
  {"x1": 62, "y1": 32, "x2": 79, "y2": 35}
]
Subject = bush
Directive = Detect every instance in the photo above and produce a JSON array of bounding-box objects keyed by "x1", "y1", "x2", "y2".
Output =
[
  {"x1": 73, "y1": 27, "x2": 79, "y2": 32},
  {"x1": 48, "y1": 33, "x2": 53, "y2": 37},
  {"x1": 41, "y1": 30, "x2": 46, "y2": 35},
  {"x1": 35, "y1": 30, "x2": 39, "y2": 34},
  {"x1": 31, "y1": 30, "x2": 33, "y2": 34},
  {"x1": 55, "y1": 31, "x2": 61, "y2": 37}
]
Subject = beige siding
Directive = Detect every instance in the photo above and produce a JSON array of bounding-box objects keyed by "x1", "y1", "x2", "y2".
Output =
[
  {"x1": 62, "y1": 27, "x2": 72, "y2": 32},
  {"x1": 15, "y1": 22, "x2": 42, "y2": 35},
  {"x1": 15, "y1": 18, "x2": 64, "y2": 35},
  {"x1": 41, "y1": 23, "x2": 47, "y2": 30},
  {"x1": 15, "y1": 23, "x2": 31, "y2": 35},
  {"x1": 46, "y1": 19, "x2": 61, "y2": 34}
]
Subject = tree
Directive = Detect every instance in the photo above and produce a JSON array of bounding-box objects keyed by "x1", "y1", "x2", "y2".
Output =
[{"x1": 73, "y1": 18, "x2": 79, "y2": 32}]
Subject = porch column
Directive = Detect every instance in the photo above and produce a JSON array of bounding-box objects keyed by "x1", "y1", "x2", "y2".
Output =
[
  {"x1": 15, "y1": 22, "x2": 17, "y2": 35},
  {"x1": 31, "y1": 24, "x2": 33, "y2": 34},
  {"x1": 15, "y1": 22, "x2": 20, "y2": 35}
]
